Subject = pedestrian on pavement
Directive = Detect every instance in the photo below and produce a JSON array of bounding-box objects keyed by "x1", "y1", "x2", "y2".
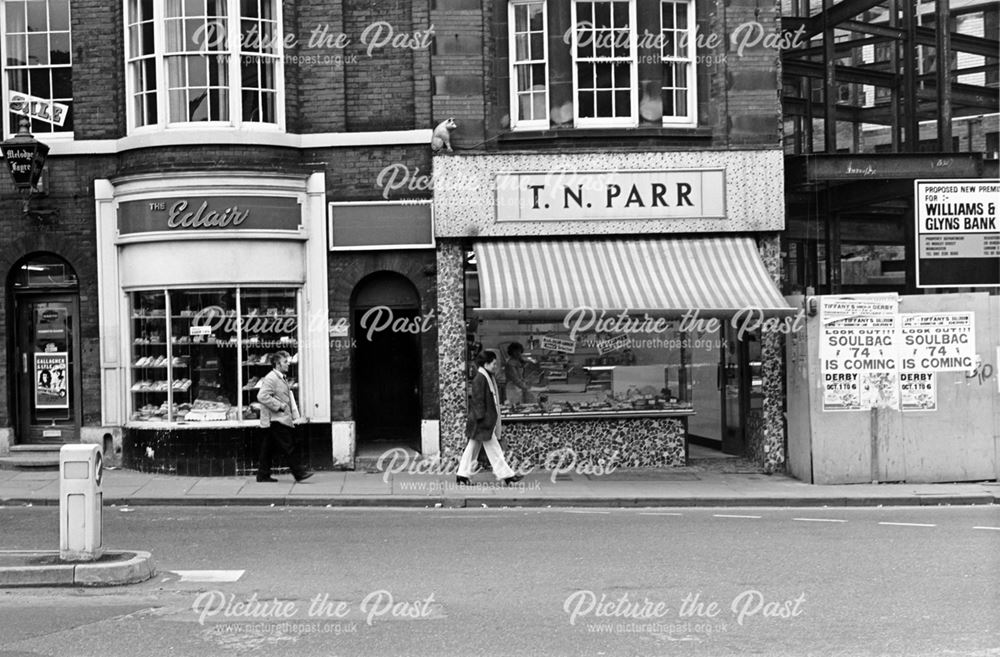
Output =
[
  {"x1": 504, "y1": 341, "x2": 533, "y2": 407},
  {"x1": 457, "y1": 351, "x2": 523, "y2": 486},
  {"x1": 256, "y1": 350, "x2": 314, "y2": 483}
]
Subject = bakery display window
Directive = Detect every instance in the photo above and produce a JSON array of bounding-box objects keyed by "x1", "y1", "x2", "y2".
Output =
[
  {"x1": 470, "y1": 318, "x2": 700, "y2": 418},
  {"x1": 129, "y1": 287, "x2": 300, "y2": 424}
]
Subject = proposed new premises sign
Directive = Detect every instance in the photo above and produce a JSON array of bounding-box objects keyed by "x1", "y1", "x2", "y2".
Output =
[{"x1": 914, "y1": 179, "x2": 999, "y2": 288}]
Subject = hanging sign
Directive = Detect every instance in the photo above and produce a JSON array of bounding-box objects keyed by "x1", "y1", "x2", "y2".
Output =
[
  {"x1": 9, "y1": 91, "x2": 69, "y2": 126},
  {"x1": 34, "y1": 352, "x2": 69, "y2": 409}
]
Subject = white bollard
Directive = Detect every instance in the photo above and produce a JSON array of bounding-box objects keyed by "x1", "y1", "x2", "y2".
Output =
[{"x1": 59, "y1": 445, "x2": 104, "y2": 562}]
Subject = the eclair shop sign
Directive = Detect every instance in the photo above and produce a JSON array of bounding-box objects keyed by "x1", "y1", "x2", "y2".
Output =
[{"x1": 118, "y1": 196, "x2": 301, "y2": 234}]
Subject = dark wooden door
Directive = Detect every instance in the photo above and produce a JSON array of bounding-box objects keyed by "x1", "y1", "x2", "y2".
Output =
[
  {"x1": 13, "y1": 294, "x2": 81, "y2": 444},
  {"x1": 354, "y1": 307, "x2": 421, "y2": 447}
]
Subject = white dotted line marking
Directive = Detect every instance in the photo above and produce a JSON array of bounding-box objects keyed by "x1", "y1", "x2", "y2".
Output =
[
  {"x1": 639, "y1": 512, "x2": 684, "y2": 516},
  {"x1": 713, "y1": 514, "x2": 762, "y2": 519},
  {"x1": 878, "y1": 522, "x2": 937, "y2": 528},
  {"x1": 973, "y1": 526, "x2": 1000, "y2": 531}
]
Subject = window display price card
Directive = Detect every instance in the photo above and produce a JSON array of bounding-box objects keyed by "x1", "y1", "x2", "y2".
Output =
[
  {"x1": 539, "y1": 335, "x2": 576, "y2": 354},
  {"x1": 898, "y1": 312, "x2": 975, "y2": 372},
  {"x1": 597, "y1": 335, "x2": 629, "y2": 355}
]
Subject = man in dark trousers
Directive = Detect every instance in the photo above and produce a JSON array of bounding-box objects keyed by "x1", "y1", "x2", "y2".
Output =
[{"x1": 256, "y1": 350, "x2": 313, "y2": 483}]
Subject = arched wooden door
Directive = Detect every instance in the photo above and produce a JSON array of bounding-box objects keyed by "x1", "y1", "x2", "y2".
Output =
[
  {"x1": 351, "y1": 272, "x2": 422, "y2": 449},
  {"x1": 8, "y1": 253, "x2": 82, "y2": 444}
]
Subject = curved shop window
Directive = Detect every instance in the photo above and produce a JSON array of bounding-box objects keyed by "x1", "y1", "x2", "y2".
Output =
[{"x1": 130, "y1": 287, "x2": 300, "y2": 424}]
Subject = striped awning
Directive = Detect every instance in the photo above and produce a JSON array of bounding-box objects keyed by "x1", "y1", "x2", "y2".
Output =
[{"x1": 474, "y1": 237, "x2": 792, "y2": 318}]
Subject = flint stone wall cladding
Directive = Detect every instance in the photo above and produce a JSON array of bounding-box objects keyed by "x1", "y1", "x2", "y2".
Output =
[
  {"x1": 502, "y1": 417, "x2": 687, "y2": 470},
  {"x1": 432, "y1": 151, "x2": 785, "y2": 238},
  {"x1": 753, "y1": 234, "x2": 787, "y2": 474},
  {"x1": 435, "y1": 241, "x2": 468, "y2": 457}
]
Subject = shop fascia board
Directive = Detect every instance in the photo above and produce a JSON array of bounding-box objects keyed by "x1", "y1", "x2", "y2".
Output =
[{"x1": 43, "y1": 129, "x2": 433, "y2": 157}]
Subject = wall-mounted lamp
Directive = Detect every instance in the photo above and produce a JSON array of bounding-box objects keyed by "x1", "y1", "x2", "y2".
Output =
[{"x1": 1, "y1": 118, "x2": 57, "y2": 221}]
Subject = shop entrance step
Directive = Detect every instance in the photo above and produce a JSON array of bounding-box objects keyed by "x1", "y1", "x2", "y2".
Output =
[{"x1": 0, "y1": 445, "x2": 62, "y2": 470}]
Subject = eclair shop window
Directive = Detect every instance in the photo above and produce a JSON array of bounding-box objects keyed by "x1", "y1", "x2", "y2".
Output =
[{"x1": 129, "y1": 287, "x2": 299, "y2": 424}]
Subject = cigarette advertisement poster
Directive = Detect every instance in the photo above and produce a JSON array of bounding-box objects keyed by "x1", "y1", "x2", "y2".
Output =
[
  {"x1": 900, "y1": 372, "x2": 937, "y2": 412},
  {"x1": 34, "y1": 352, "x2": 69, "y2": 409},
  {"x1": 898, "y1": 312, "x2": 976, "y2": 372},
  {"x1": 819, "y1": 295, "x2": 899, "y2": 411}
]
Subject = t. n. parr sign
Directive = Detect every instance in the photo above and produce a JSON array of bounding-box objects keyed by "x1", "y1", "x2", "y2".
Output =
[{"x1": 496, "y1": 170, "x2": 726, "y2": 222}]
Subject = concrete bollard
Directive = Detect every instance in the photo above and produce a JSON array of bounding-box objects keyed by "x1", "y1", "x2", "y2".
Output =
[{"x1": 59, "y1": 445, "x2": 104, "y2": 562}]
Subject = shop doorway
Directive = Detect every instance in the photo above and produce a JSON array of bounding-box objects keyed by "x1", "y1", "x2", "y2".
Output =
[
  {"x1": 8, "y1": 254, "x2": 82, "y2": 444},
  {"x1": 351, "y1": 272, "x2": 422, "y2": 451},
  {"x1": 687, "y1": 326, "x2": 752, "y2": 456}
]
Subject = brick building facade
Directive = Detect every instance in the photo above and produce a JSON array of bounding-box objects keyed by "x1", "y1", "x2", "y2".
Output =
[
  {"x1": 1, "y1": 0, "x2": 792, "y2": 475},
  {"x1": 1, "y1": 0, "x2": 444, "y2": 473}
]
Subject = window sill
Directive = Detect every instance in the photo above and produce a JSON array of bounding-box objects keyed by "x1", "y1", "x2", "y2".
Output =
[{"x1": 498, "y1": 126, "x2": 713, "y2": 144}]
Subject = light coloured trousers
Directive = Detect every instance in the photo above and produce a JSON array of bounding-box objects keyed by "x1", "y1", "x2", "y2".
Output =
[{"x1": 457, "y1": 437, "x2": 515, "y2": 480}]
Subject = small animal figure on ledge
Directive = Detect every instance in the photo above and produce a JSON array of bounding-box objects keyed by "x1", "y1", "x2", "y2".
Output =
[{"x1": 431, "y1": 117, "x2": 457, "y2": 153}]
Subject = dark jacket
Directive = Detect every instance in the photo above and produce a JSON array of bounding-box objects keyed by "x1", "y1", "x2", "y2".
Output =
[{"x1": 465, "y1": 370, "x2": 498, "y2": 442}]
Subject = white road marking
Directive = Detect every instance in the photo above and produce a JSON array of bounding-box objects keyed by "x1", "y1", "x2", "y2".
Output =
[
  {"x1": 793, "y1": 517, "x2": 847, "y2": 523},
  {"x1": 172, "y1": 570, "x2": 245, "y2": 582},
  {"x1": 713, "y1": 514, "x2": 762, "y2": 519},
  {"x1": 639, "y1": 512, "x2": 684, "y2": 516},
  {"x1": 973, "y1": 526, "x2": 1000, "y2": 531},
  {"x1": 878, "y1": 522, "x2": 936, "y2": 528},
  {"x1": 434, "y1": 515, "x2": 498, "y2": 519},
  {"x1": 560, "y1": 510, "x2": 611, "y2": 514}
]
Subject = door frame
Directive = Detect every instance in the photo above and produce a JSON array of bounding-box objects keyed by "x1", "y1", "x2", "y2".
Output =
[
  {"x1": 11, "y1": 291, "x2": 84, "y2": 444},
  {"x1": 349, "y1": 271, "x2": 423, "y2": 449}
]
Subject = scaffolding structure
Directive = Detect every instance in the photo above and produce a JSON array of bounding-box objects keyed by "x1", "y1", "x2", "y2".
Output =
[{"x1": 781, "y1": 0, "x2": 999, "y2": 293}]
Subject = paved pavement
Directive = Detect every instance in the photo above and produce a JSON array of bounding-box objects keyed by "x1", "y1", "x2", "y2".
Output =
[{"x1": 0, "y1": 465, "x2": 997, "y2": 508}]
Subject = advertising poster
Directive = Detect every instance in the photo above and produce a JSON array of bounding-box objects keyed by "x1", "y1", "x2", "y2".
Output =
[
  {"x1": 820, "y1": 295, "x2": 899, "y2": 411},
  {"x1": 900, "y1": 372, "x2": 937, "y2": 412},
  {"x1": 821, "y1": 371, "x2": 861, "y2": 411},
  {"x1": 898, "y1": 312, "x2": 976, "y2": 372},
  {"x1": 34, "y1": 352, "x2": 69, "y2": 409},
  {"x1": 914, "y1": 179, "x2": 999, "y2": 288}
]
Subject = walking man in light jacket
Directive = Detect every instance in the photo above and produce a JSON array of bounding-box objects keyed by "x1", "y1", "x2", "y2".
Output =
[{"x1": 256, "y1": 350, "x2": 313, "y2": 483}]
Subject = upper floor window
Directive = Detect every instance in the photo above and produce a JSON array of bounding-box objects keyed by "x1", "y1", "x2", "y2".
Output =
[
  {"x1": 571, "y1": 0, "x2": 636, "y2": 127},
  {"x1": 125, "y1": 0, "x2": 283, "y2": 131},
  {"x1": 508, "y1": 1, "x2": 548, "y2": 130},
  {"x1": 507, "y1": 0, "x2": 698, "y2": 130},
  {"x1": 2, "y1": 0, "x2": 73, "y2": 138},
  {"x1": 659, "y1": 0, "x2": 695, "y2": 124}
]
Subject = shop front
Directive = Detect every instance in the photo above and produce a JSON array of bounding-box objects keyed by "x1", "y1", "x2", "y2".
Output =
[
  {"x1": 94, "y1": 172, "x2": 331, "y2": 475},
  {"x1": 326, "y1": 200, "x2": 439, "y2": 467},
  {"x1": 433, "y1": 152, "x2": 792, "y2": 471}
]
